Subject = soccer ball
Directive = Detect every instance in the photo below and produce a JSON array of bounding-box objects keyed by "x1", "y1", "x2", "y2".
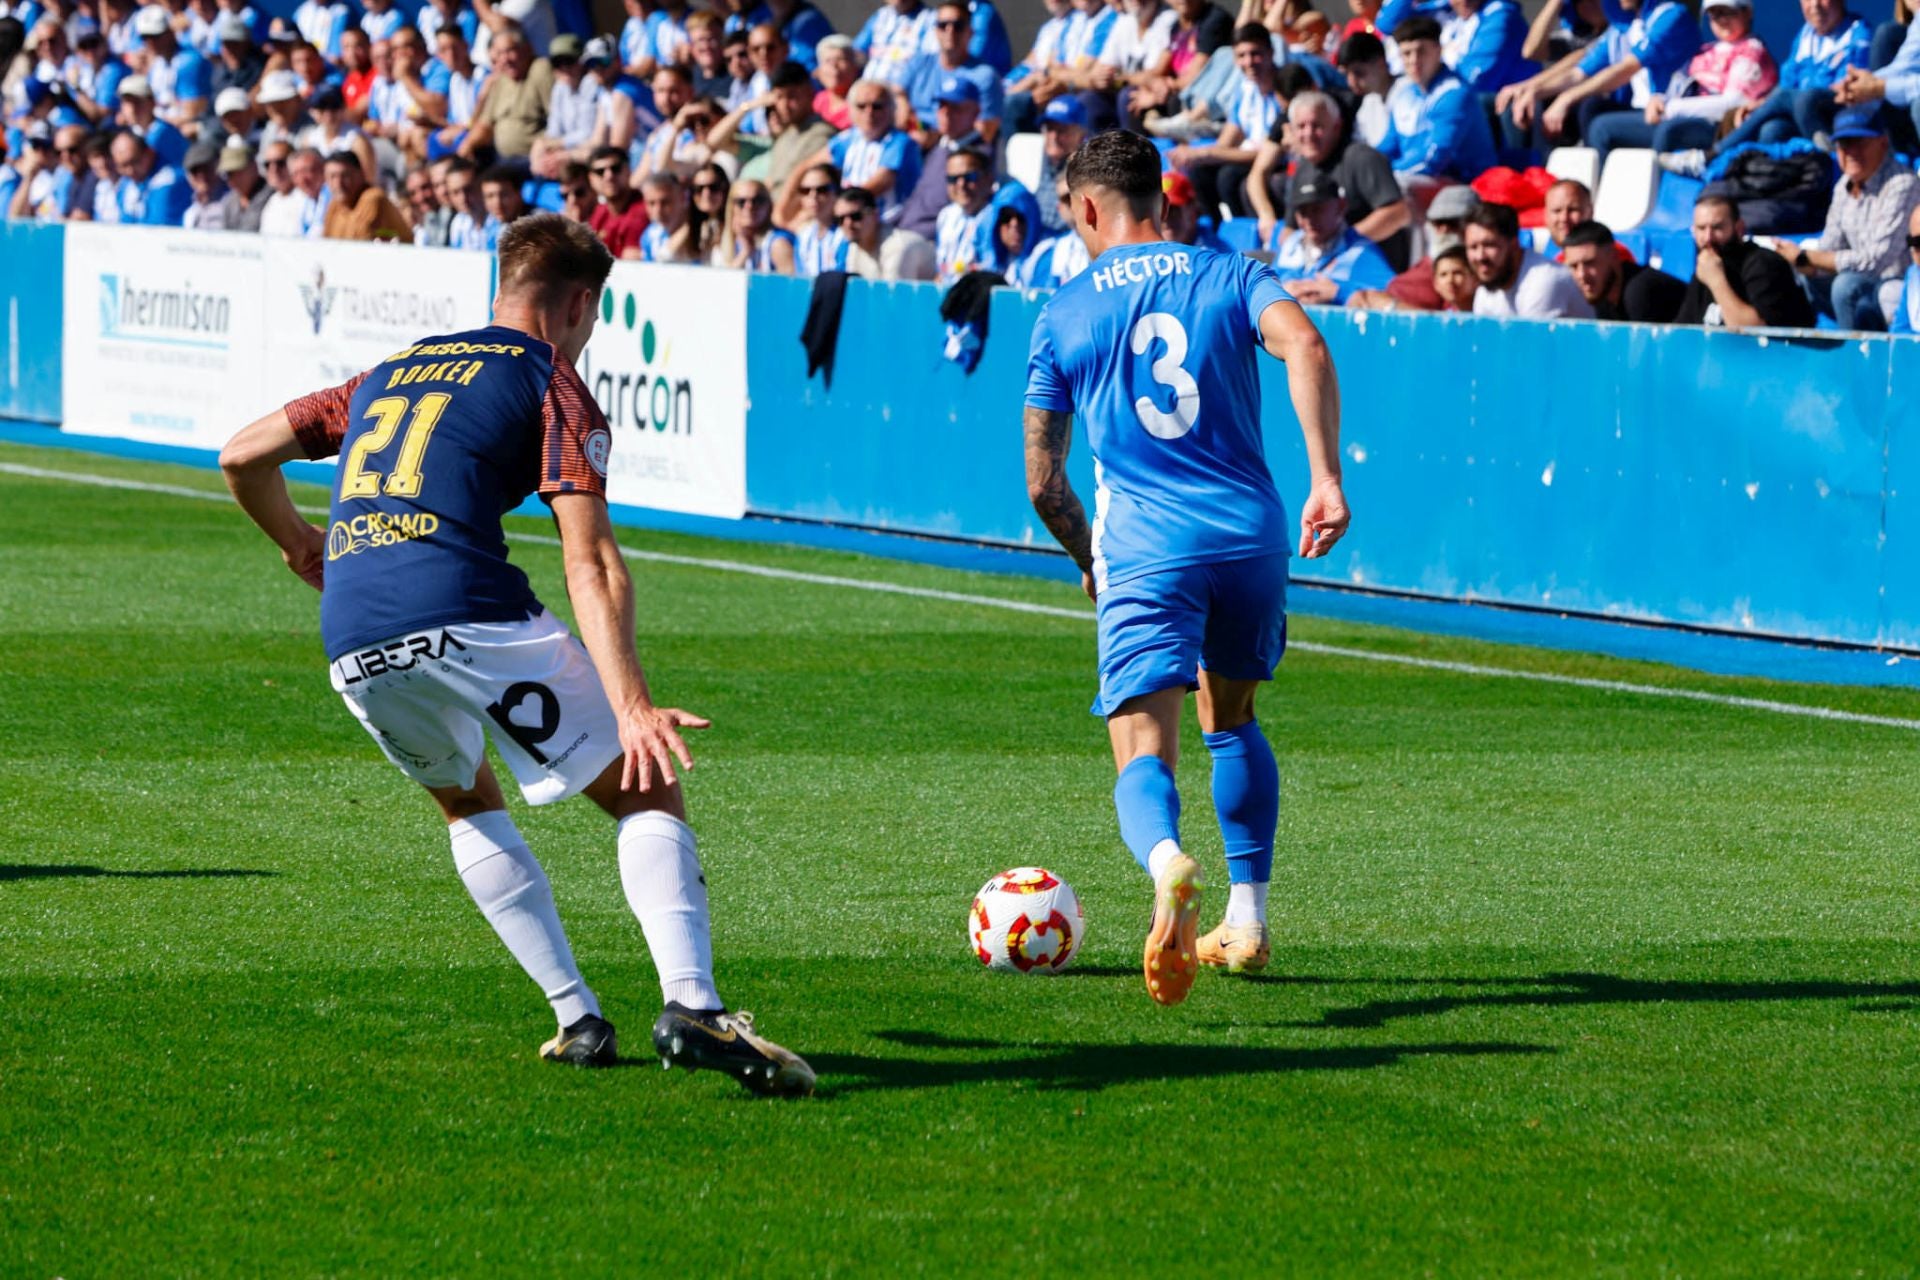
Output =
[{"x1": 968, "y1": 867, "x2": 1085, "y2": 975}]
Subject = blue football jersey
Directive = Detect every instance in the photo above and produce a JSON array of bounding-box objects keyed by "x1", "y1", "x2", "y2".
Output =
[
  {"x1": 285, "y1": 325, "x2": 612, "y2": 660},
  {"x1": 1024, "y1": 242, "x2": 1295, "y2": 592}
]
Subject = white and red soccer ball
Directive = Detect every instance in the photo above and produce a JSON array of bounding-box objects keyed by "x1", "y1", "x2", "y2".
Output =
[{"x1": 968, "y1": 867, "x2": 1085, "y2": 975}]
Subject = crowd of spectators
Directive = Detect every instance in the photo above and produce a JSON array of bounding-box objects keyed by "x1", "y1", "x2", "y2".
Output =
[{"x1": 5, "y1": 0, "x2": 1920, "y2": 331}]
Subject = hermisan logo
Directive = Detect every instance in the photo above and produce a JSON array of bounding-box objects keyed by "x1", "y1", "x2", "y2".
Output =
[{"x1": 97, "y1": 272, "x2": 233, "y2": 349}]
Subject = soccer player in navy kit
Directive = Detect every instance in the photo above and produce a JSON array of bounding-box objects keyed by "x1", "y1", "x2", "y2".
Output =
[
  {"x1": 220, "y1": 214, "x2": 813, "y2": 1095},
  {"x1": 1024, "y1": 132, "x2": 1350, "y2": 1008}
]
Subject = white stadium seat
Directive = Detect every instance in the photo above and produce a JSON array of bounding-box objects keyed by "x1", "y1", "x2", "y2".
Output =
[
  {"x1": 1545, "y1": 146, "x2": 1599, "y2": 193},
  {"x1": 1005, "y1": 132, "x2": 1044, "y2": 195},
  {"x1": 1593, "y1": 148, "x2": 1659, "y2": 232}
]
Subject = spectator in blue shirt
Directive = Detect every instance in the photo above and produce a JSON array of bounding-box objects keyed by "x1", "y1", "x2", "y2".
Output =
[
  {"x1": 1166, "y1": 22, "x2": 1283, "y2": 219},
  {"x1": 293, "y1": 0, "x2": 351, "y2": 61},
  {"x1": 67, "y1": 30, "x2": 129, "y2": 126},
  {"x1": 1271, "y1": 172, "x2": 1397, "y2": 303},
  {"x1": 1376, "y1": 16, "x2": 1498, "y2": 192},
  {"x1": 1834, "y1": 10, "x2": 1920, "y2": 153},
  {"x1": 1496, "y1": 0, "x2": 1695, "y2": 152},
  {"x1": 115, "y1": 75, "x2": 189, "y2": 168},
  {"x1": 1445, "y1": 0, "x2": 1535, "y2": 95},
  {"x1": 802, "y1": 78, "x2": 921, "y2": 221},
  {"x1": 109, "y1": 127, "x2": 191, "y2": 223},
  {"x1": 133, "y1": 7, "x2": 212, "y2": 133},
  {"x1": 902, "y1": 0, "x2": 1005, "y2": 140}
]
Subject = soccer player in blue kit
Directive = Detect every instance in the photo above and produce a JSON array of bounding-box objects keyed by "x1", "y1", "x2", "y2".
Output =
[
  {"x1": 1024, "y1": 132, "x2": 1350, "y2": 1008},
  {"x1": 219, "y1": 214, "x2": 813, "y2": 1095}
]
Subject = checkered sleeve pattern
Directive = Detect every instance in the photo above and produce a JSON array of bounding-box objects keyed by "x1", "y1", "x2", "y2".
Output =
[
  {"x1": 537, "y1": 354, "x2": 612, "y2": 501},
  {"x1": 284, "y1": 371, "x2": 370, "y2": 460}
]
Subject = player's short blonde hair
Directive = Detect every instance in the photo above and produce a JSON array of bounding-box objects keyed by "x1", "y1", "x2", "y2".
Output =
[{"x1": 496, "y1": 212, "x2": 614, "y2": 307}]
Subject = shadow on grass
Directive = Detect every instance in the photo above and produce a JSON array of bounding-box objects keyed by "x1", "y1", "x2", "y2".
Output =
[
  {"x1": 1257, "y1": 972, "x2": 1920, "y2": 1031},
  {"x1": 808, "y1": 1030, "x2": 1552, "y2": 1095},
  {"x1": 0, "y1": 864, "x2": 276, "y2": 882}
]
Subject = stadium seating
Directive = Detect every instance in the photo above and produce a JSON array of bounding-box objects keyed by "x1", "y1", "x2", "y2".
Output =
[
  {"x1": 1216, "y1": 217, "x2": 1263, "y2": 253},
  {"x1": 1546, "y1": 146, "x2": 1600, "y2": 194},
  {"x1": 1593, "y1": 148, "x2": 1660, "y2": 234},
  {"x1": 1004, "y1": 132, "x2": 1044, "y2": 197}
]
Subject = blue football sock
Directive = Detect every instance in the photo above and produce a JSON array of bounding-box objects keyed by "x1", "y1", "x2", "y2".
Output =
[
  {"x1": 1204, "y1": 720, "x2": 1279, "y2": 885},
  {"x1": 1113, "y1": 755, "x2": 1181, "y2": 874}
]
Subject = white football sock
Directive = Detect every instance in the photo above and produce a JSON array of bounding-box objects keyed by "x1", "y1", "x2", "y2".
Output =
[
  {"x1": 617, "y1": 810, "x2": 723, "y2": 1012},
  {"x1": 448, "y1": 810, "x2": 599, "y2": 1028},
  {"x1": 1146, "y1": 839, "x2": 1184, "y2": 884},
  {"x1": 1224, "y1": 881, "x2": 1269, "y2": 927}
]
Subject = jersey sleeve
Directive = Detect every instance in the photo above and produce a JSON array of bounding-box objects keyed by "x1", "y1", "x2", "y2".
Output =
[
  {"x1": 283, "y1": 369, "x2": 369, "y2": 460},
  {"x1": 1023, "y1": 307, "x2": 1072, "y2": 411},
  {"x1": 1242, "y1": 257, "x2": 1296, "y2": 339},
  {"x1": 537, "y1": 355, "x2": 612, "y2": 502}
]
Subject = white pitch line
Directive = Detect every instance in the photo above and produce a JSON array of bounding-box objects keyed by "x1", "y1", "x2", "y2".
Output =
[{"x1": 7, "y1": 458, "x2": 1920, "y2": 732}]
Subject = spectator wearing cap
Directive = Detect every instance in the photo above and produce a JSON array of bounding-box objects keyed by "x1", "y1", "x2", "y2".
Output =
[
  {"x1": 1887, "y1": 202, "x2": 1920, "y2": 334},
  {"x1": 1272, "y1": 173, "x2": 1396, "y2": 304},
  {"x1": 834, "y1": 183, "x2": 936, "y2": 278},
  {"x1": 1662, "y1": 0, "x2": 1870, "y2": 178},
  {"x1": 302, "y1": 83, "x2": 378, "y2": 183},
  {"x1": 464, "y1": 28, "x2": 552, "y2": 159},
  {"x1": 1251, "y1": 87, "x2": 1411, "y2": 269},
  {"x1": 291, "y1": 0, "x2": 349, "y2": 60},
  {"x1": 1161, "y1": 169, "x2": 1223, "y2": 249},
  {"x1": 1337, "y1": 29, "x2": 1393, "y2": 147},
  {"x1": 1500, "y1": 0, "x2": 1695, "y2": 153},
  {"x1": 813, "y1": 33, "x2": 862, "y2": 128},
  {"x1": 213, "y1": 138, "x2": 268, "y2": 228},
  {"x1": 255, "y1": 71, "x2": 311, "y2": 147},
  {"x1": 1768, "y1": 104, "x2": 1920, "y2": 332},
  {"x1": 789, "y1": 161, "x2": 844, "y2": 275},
  {"x1": 1167, "y1": 23, "x2": 1284, "y2": 220},
  {"x1": 108, "y1": 126, "x2": 192, "y2": 223},
  {"x1": 114, "y1": 75, "x2": 189, "y2": 167},
  {"x1": 1377, "y1": 16, "x2": 1497, "y2": 203},
  {"x1": 1465, "y1": 199, "x2": 1592, "y2": 318},
  {"x1": 888, "y1": 71, "x2": 986, "y2": 238},
  {"x1": 1033, "y1": 94, "x2": 1087, "y2": 234},
  {"x1": 803, "y1": 78, "x2": 920, "y2": 223},
  {"x1": 572, "y1": 37, "x2": 639, "y2": 163},
  {"x1": 179, "y1": 136, "x2": 230, "y2": 227},
  {"x1": 1675, "y1": 193, "x2": 1815, "y2": 328},
  {"x1": 321, "y1": 148, "x2": 411, "y2": 239},
  {"x1": 210, "y1": 16, "x2": 262, "y2": 97},
  {"x1": 1560, "y1": 219, "x2": 1683, "y2": 321},
  {"x1": 133, "y1": 6, "x2": 211, "y2": 133},
  {"x1": 854, "y1": 0, "x2": 939, "y2": 90},
  {"x1": 585, "y1": 144, "x2": 649, "y2": 257},
  {"x1": 528, "y1": 34, "x2": 601, "y2": 176},
  {"x1": 66, "y1": 30, "x2": 130, "y2": 126},
  {"x1": 901, "y1": 2, "x2": 1003, "y2": 141},
  {"x1": 717, "y1": 60, "x2": 834, "y2": 194},
  {"x1": 1350, "y1": 170, "x2": 1479, "y2": 310}
]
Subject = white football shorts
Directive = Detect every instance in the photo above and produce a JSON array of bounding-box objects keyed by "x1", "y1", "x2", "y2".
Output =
[{"x1": 328, "y1": 610, "x2": 621, "y2": 805}]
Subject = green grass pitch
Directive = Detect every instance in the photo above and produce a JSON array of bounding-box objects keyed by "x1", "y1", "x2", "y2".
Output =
[{"x1": 2, "y1": 438, "x2": 1918, "y2": 1276}]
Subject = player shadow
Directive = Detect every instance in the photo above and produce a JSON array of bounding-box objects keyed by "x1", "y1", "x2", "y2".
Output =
[
  {"x1": 0, "y1": 864, "x2": 277, "y2": 882},
  {"x1": 807, "y1": 1030, "x2": 1552, "y2": 1096},
  {"x1": 1245, "y1": 971, "x2": 1920, "y2": 1031}
]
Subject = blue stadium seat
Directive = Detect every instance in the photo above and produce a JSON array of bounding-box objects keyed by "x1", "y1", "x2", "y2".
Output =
[
  {"x1": 1216, "y1": 217, "x2": 1262, "y2": 253},
  {"x1": 1641, "y1": 172, "x2": 1703, "y2": 233},
  {"x1": 526, "y1": 180, "x2": 564, "y2": 213},
  {"x1": 1648, "y1": 228, "x2": 1696, "y2": 281}
]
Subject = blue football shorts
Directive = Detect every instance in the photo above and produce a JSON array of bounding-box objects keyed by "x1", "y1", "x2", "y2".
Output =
[{"x1": 1091, "y1": 552, "x2": 1289, "y2": 717}]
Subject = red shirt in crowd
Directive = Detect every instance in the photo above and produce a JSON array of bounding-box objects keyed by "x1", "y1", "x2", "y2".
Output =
[
  {"x1": 590, "y1": 197, "x2": 651, "y2": 258},
  {"x1": 342, "y1": 67, "x2": 377, "y2": 113}
]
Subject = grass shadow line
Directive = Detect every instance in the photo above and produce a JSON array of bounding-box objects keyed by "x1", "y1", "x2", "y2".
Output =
[{"x1": 0, "y1": 864, "x2": 277, "y2": 882}]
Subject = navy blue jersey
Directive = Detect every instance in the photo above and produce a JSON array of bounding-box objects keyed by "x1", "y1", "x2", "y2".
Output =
[
  {"x1": 1024, "y1": 242, "x2": 1295, "y2": 592},
  {"x1": 285, "y1": 324, "x2": 612, "y2": 660}
]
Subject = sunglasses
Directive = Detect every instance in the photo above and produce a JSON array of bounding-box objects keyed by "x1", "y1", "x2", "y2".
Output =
[
  {"x1": 733, "y1": 195, "x2": 768, "y2": 207},
  {"x1": 565, "y1": 186, "x2": 592, "y2": 198},
  {"x1": 55, "y1": 145, "x2": 80, "y2": 156},
  {"x1": 748, "y1": 41, "x2": 775, "y2": 52},
  {"x1": 264, "y1": 157, "x2": 289, "y2": 168},
  {"x1": 590, "y1": 164, "x2": 623, "y2": 175},
  {"x1": 800, "y1": 183, "x2": 837, "y2": 196},
  {"x1": 1909, "y1": 234, "x2": 1920, "y2": 250},
  {"x1": 947, "y1": 171, "x2": 982, "y2": 185},
  {"x1": 836, "y1": 208, "x2": 868, "y2": 223},
  {"x1": 934, "y1": 18, "x2": 963, "y2": 28},
  {"x1": 692, "y1": 181, "x2": 724, "y2": 194},
  {"x1": 851, "y1": 99, "x2": 886, "y2": 111}
]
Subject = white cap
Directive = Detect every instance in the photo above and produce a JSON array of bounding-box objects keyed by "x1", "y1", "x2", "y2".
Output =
[
  {"x1": 214, "y1": 86, "x2": 252, "y2": 116},
  {"x1": 118, "y1": 73, "x2": 153, "y2": 97},
  {"x1": 256, "y1": 69, "x2": 300, "y2": 104},
  {"x1": 133, "y1": 6, "x2": 170, "y2": 37}
]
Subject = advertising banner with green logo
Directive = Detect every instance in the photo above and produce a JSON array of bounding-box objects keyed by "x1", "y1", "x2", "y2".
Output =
[
  {"x1": 579, "y1": 263, "x2": 747, "y2": 520},
  {"x1": 62, "y1": 224, "x2": 272, "y2": 450}
]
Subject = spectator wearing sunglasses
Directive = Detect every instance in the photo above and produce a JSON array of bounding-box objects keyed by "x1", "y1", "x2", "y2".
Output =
[
  {"x1": 802, "y1": 79, "x2": 920, "y2": 223},
  {"x1": 833, "y1": 184, "x2": 936, "y2": 279},
  {"x1": 790, "y1": 161, "x2": 844, "y2": 276},
  {"x1": 901, "y1": 0, "x2": 1004, "y2": 142},
  {"x1": 638, "y1": 170, "x2": 693, "y2": 260},
  {"x1": 6, "y1": 121, "x2": 88, "y2": 223},
  {"x1": 683, "y1": 159, "x2": 732, "y2": 259},
  {"x1": 585, "y1": 144, "x2": 651, "y2": 258},
  {"x1": 713, "y1": 176, "x2": 797, "y2": 271}
]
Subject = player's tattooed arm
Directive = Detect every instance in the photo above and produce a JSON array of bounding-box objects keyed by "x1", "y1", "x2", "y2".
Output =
[{"x1": 1024, "y1": 406, "x2": 1094, "y2": 576}]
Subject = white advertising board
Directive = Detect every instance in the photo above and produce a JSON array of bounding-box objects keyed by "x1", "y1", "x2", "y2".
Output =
[
  {"x1": 61, "y1": 224, "x2": 272, "y2": 451},
  {"x1": 260, "y1": 238, "x2": 494, "y2": 406},
  {"x1": 579, "y1": 263, "x2": 747, "y2": 520}
]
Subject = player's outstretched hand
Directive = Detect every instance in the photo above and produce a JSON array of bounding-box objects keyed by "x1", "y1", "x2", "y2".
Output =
[
  {"x1": 1298, "y1": 477, "x2": 1350, "y2": 559},
  {"x1": 283, "y1": 523, "x2": 327, "y2": 591},
  {"x1": 618, "y1": 705, "x2": 712, "y2": 793}
]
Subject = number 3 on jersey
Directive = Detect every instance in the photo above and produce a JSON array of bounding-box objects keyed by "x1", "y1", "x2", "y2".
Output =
[
  {"x1": 1130, "y1": 312, "x2": 1200, "y2": 440},
  {"x1": 339, "y1": 393, "x2": 452, "y2": 499}
]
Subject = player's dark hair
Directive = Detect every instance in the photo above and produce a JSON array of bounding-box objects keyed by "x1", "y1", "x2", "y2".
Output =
[
  {"x1": 1337, "y1": 30, "x2": 1385, "y2": 66},
  {"x1": 1562, "y1": 219, "x2": 1615, "y2": 250},
  {"x1": 497, "y1": 211, "x2": 614, "y2": 306},
  {"x1": 1465, "y1": 200, "x2": 1519, "y2": 241},
  {"x1": 1394, "y1": 14, "x2": 1442, "y2": 44},
  {"x1": 1062, "y1": 129, "x2": 1162, "y2": 221},
  {"x1": 1231, "y1": 22, "x2": 1270, "y2": 47},
  {"x1": 771, "y1": 59, "x2": 812, "y2": 90}
]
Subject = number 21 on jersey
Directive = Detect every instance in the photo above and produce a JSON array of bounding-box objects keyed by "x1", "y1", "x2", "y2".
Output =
[
  {"x1": 339, "y1": 393, "x2": 452, "y2": 500},
  {"x1": 1131, "y1": 312, "x2": 1200, "y2": 440}
]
